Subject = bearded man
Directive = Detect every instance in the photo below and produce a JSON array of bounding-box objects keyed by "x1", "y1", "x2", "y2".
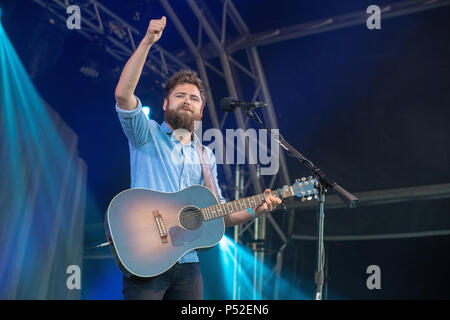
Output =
[{"x1": 114, "y1": 16, "x2": 281, "y2": 300}]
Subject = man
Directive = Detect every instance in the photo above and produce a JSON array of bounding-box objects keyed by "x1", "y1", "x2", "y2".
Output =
[{"x1": 114, "y1": 16, "x2": 281, "y2": 300}]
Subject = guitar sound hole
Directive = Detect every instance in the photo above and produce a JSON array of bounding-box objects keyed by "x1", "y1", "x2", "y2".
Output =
[{"x1": 179, "y1": 206, "x2": 203, "y2": 231}]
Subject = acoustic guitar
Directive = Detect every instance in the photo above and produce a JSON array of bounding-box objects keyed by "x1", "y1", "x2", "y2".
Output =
[{"x1": 105, "y1": 177, "x2": 318, "y2": 278}]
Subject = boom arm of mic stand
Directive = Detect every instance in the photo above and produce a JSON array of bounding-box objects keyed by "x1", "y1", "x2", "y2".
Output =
[{"x1": 245, "y1": 109, "x2": 358, "y2": 208}]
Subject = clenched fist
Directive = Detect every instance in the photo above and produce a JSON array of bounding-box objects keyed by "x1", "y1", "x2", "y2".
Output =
[{"x1": 144, "y1": 16, "x2": 166, "y2": 45}]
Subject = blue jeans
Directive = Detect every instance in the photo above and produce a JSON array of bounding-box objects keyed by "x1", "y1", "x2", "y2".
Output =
[{"x1": 122, "y1": 262, "x2": 203, "y2": 300}]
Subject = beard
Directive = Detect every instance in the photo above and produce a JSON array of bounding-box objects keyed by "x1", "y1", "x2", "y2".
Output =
[{"x1": 164, "y1": 103, "x2": 195, "y2": 132}]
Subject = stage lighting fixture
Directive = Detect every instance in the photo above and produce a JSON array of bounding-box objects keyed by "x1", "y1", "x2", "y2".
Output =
[
  {"x1": 219, "y1": 235, "x2": 232, "y2": 249},
  {"x1": 108, "y1": 20, "x2": 126, "y2": 39},
  {"x1": 142, "y1": 106, "x2": 151, "y2": 119}
]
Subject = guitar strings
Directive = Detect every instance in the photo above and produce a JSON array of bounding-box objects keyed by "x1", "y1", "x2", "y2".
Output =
[
  {"x1": 157, "y1": 204, "x2": 252, "y2": 225},
  {"x1": 159, "y1": 197, "x2": 267, "y2": 223},
  {"x1": 159, "y1": 209, "x2": 224, "y2": 224},
  {"x1": 151, "y1": 204, "x2": 252, "y2": 229},
  {"x1": 154, "y1": 194, "x2": 278, "y2": 225},
  {"x1": 157, "y1": 201, "x2": 265, "y2": 225},
  {"x1": 145, "y1": 185, "x2": 312, "y2": 228},
  {"x1": 148, "y1": 190, "x2": 288, "y2": 226},
  {"x1": 169, "y1": 195, "x2": 271, "y2": 224}
]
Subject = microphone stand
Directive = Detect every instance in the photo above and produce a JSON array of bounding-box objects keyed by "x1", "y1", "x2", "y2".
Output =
[{"x1": 243, "y1": 107, "x2": 358, "y2": 300}]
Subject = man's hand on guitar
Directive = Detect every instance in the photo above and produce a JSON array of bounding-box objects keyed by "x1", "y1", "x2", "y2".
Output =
[
  {"x1": 254, "y1": 189, "x2": 282, "y2": 216},
  {"x1": 144, "y1": 16, "x2": 166, "y2": 45}
]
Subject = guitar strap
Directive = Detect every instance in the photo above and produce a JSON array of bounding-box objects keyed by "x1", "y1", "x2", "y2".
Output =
[{"x1": 194, "y1": 142, "x2": 220, "y2": 202}]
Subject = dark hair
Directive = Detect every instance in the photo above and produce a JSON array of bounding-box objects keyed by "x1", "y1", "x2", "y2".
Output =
[{"x1": 164, "y1": 69, "x2": 206, "y2": 107}]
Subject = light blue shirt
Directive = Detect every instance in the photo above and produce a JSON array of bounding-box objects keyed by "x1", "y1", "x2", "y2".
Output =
[{"x1": 116, "y1": 97, "x2": 226, "y2": 263}]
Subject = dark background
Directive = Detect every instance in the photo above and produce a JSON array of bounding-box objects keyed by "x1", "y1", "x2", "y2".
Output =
[{"x1": 1, "y1": 0, "x2": 449, "y2": 299}]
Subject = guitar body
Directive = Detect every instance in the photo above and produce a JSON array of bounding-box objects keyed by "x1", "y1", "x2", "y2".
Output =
[{"x1": 105, "y1": 185, "x2": 224, "y2": 278}]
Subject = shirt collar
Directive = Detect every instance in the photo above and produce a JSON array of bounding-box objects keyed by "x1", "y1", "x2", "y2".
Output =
[{"x1": 161, "y1": 121, "x2": 172, "y2": 134}]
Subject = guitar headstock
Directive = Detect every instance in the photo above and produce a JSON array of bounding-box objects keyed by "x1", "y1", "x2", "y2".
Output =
[{"x1": 291, "y1": 176, "x2": 319, "y2": 202}]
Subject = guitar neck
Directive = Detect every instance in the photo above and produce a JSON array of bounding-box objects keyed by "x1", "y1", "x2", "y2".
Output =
[{"x1": 200, "y1": 188, "x2": 293, "y2": 221}]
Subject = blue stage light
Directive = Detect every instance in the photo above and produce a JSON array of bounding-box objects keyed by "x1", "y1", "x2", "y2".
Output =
[
  {"x1": 0, "y1": 19, "x2": 87, "y2": 299},
  {"x1": 215, "y1": 235, "x2": 310, "y2": 299},
  {"x1": 142, "y1": 106, "x2": 151, "y2": 119},
  {"x1": 219, "y1": 234, "x2": 232, "y2": 249}
]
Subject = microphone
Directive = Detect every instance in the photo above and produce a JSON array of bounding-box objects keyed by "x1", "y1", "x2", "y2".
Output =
[{"x1": 220, "y1": 97, "x2": 268, "y2": 112}]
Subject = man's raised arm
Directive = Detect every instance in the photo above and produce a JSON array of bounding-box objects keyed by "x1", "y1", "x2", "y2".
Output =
[{"x1": 115, "y1": 16, "x2": 166, "y2": 110}]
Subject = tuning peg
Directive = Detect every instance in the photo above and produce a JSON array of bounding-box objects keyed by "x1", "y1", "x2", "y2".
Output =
[
  {"x1": 301, "y1": 197, "x2": 306, "y2": 202},
  {"x1": 307, "y1": 196, "x2": 313, "y2": 201},
  {"x1": 301, "y1": 177, "x2": 307, "y2": 182}
]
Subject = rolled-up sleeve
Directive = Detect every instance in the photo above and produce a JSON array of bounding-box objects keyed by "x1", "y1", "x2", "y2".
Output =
[{"x1": 115, "y1": 96, "x2": 149, "y2": 146}]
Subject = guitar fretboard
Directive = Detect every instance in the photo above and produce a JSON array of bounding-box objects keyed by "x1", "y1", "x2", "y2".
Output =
[{"x1": 200, "y1": 189, "x2": 290, "y2": 221}]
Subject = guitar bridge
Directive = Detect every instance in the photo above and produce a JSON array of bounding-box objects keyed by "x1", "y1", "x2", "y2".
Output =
[{"x1": 153, "y1": 210, "x2": 168, "y2": 244}]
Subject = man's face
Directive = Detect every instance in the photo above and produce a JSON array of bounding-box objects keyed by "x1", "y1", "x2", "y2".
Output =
[{"x1": 163, "y1": 83, "x2": 203, "y2": 131}]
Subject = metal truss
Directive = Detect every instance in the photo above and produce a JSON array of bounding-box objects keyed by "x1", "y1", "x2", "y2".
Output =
[
  {"x1": 288, "y1": 182, "x2": 450, "y2": 211},
  {"x1": 32, "y1": 0, "x2": 190, "y2": 81},
  {"x1": 177, "y1": 0, "x2": 450, "y2": 62},
  {"x1": 225, "y1": 0, "x2": 450, "y2": 52}
]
